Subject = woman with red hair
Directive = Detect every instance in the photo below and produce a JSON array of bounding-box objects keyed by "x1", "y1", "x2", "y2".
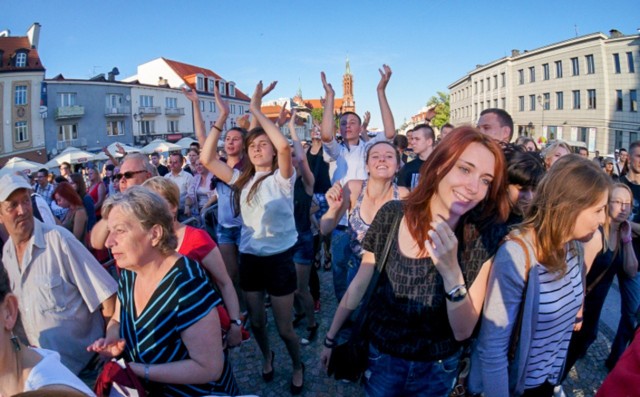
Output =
[
  {"x1": 321, "y1": 127, "x2": 510, "y2": 397},
  {"x1": 53, "y1": 182, "x2": 88, "y2": 243}
]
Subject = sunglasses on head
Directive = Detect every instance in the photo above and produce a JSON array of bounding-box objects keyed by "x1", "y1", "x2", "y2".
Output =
[{"x1": 114, "y1": 170, "x2": 147, "y2": 181}]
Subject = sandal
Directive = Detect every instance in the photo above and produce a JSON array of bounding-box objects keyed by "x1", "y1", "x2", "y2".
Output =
[
  {"x1": 301, "y1": 323, "x2": 319, "y2": 345},
  {"x1": 323, "y1": 252, "x2": 332, "y2": 271}
]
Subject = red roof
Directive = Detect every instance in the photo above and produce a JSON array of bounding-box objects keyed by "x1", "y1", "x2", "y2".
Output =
[
  {"x1": 304, "y1": 98, "x2": 344, "y2": 113},
  {"x1": 162, "y1": 57, "x2": 249, "y2": 101},
  {"x1": 0, "y1": 36, "x2": 45, "y2": 72}
]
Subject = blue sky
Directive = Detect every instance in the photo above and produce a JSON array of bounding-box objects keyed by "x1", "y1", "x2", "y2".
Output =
[{"x1": 4, "y1": 0, "x2": 639, "y2": 129}]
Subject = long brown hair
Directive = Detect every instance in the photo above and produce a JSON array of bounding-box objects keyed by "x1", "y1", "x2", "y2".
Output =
[
  {"x1": 404, "y1": 126, "x2": 510, "y2": 253},
  {"x1": 520, "y1": 154, "x2": 611, "y2": 273}
]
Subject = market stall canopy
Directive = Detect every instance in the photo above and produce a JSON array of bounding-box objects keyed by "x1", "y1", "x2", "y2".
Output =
[
  {"x1": 140, "y1": 139, "x2": 182, "y2": 154},
  {"x1": 0, "y1": 157, "x2": 46, "y2": 177},
  {"x1": 44, "y1": 147, "x2": 95, "y2": 168},
  {"x1": 175, "y1": 137, "x2": 199, "y2": 149}
]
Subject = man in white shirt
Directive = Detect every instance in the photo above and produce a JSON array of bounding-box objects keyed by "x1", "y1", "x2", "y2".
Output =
[{"x1": 165, "y1": 152, "x2": 195, "y2": 221}]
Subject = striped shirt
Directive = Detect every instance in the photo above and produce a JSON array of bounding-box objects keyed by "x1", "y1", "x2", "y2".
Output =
[
  {"x1": 524, "y1": 249, "x2": 583, "y2": 388},
  {"x1": 119, "y1": 256, "x2": 238, "y2": 396}
]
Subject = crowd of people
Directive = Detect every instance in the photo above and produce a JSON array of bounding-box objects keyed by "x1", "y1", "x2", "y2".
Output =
[{"x1": 0, "y1": 64, "x2": 639, "y2": 397}]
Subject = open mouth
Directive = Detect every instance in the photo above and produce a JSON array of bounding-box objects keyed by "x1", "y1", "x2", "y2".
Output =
[{"x1": 453, "y1": 190, "x2": 471, "y2": 203}]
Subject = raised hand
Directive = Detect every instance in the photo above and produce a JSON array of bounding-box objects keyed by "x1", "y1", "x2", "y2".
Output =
[
  {"x1": 249, "y1": 81, "x2": 264, "y2": 113},
  {"x1": 377, "y1": 64, "x2": 392, "y2": 92},
  {"x1": 236, "y1": 114, "x2": 250, "y2": 130},
  {"x1": 362, "y1": 111, "x2": 371, "y2": 127},
  {"x1": 424, "y1": 219, "x2": 460, "y2": 281},
  {"x1": 115, "y1": 143, "x2": 126, "y2": 155},
  {"x1": 181, "y1": 85, "x2": 198, "y2": 103},
  {"x1": 320, "y1": 72, "x2": 335, "y2": 98},
  {"x1": 214, "y1": 83, "x2": 229, "y2": 116},
  {"x1": 289, "y1": 108, "x2": 297, "y2": 130},
  {"x1": 276, "y1": 102, "x2": 289, "y2": 127},
  {"x1": 325, "y1": 182, "x2": 344, "y2": 210},
  {"x1": 262, "y1": 81, "x2": 278, "y2": 98}
]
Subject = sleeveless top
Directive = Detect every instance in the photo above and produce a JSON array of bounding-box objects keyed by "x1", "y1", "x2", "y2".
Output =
[
  {"x1": 349, "y1": 178, "x2": 399, "y2": 257},
  {"x1": 88, "y1": 182, "x2": 102, "y2": 217},
  {"x1": 306, "y1": 145, "x2": 331, "y2": 194},
  {"x1": 294, "y1": 176, "x2": 313, "y2": 233},
  {"x1": 62, "y1": 207, "x2": 86, "y2": 243}
]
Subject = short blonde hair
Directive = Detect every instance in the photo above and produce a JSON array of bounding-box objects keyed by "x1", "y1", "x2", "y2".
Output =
[
  {"x1": 142, "y1": 176, "x2": 180, "y2": 212},
  {"x1": 541, "y1": 140, "x2": 572, "y2": 169}
]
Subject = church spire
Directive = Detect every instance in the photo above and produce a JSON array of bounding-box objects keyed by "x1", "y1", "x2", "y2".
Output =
[{"x1": 345, "y1": 57, "x2": 351, "y2": 75}]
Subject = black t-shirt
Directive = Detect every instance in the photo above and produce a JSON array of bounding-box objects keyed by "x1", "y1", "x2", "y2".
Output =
[
  {"x1": 306, "y1": 146, "x2": 332, "y2": 194},
  {"x1": 156, "y1": 164, "x2": 169, "y2": 177},
  {"x1": 397, "y1": 158, "x2": 424, "y2": 190},
  {"x1": 621, "y1": 175, "x2": 640, "y2": 256}
]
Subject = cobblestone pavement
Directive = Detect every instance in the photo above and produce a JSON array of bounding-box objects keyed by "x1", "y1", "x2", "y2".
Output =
[{"x1": 229, "y1": 268, "x2": 614, "y2": 397}]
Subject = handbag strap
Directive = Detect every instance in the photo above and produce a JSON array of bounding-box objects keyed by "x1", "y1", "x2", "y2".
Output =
[{"x1": 506, "y1": 235, "x2": 532, "y2": 362}]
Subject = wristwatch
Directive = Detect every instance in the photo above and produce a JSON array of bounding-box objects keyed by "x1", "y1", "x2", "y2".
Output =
[
  {"x1": 445, "y1": 284, "x2": 468, "y2": 302},
  {"x1": 230, "y1": 318, "x2": 242, "y2": 327}
]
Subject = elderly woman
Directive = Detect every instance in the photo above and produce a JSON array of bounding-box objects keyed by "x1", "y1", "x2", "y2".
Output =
[
  {"x1": 87, "y1": 187, "x2": 239, "y2": 396},
  {"x1": 0, "y1": 266, "x2": 95, "y2": 396},
  {"x1": 541, "y1": 140, "x2": 572, "y2": 170}
]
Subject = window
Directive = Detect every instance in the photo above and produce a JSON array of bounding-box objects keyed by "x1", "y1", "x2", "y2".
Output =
[
  {"x1": 571, "y1": 57, "x2": 580, "y2": 76},
  {"x1": 209, "y1": 101, "x2": 215, "y2": 112},
  {"x1": 501, "y1": 98, "x2": 506, "y2": 109},
  {"x1": 631, "y1": 90, "x2": 638, "y2": 112},
  {"x1": 208, "y1": 78, "x2": 215, "y2": 93},
  {"x1": 140, "y1": 95, "x2": 153, "y2": 107},
  {"x1": 230, "y1": 104, "x2": 236, "y2": 114},
  {"x1": 486, "y1": 77, "x2": 490, "y2": 90},
  {"x1": 106, "y1": 94, "x2": 123, "y2": 108},
  {"x1": 480, "y1": 80, "x2": 484, "y2": 92},
  {"x1": 14, "y1": 85, "x2": 27, "y2": 105},
  {"x1": 529, "y1": 66, "x2": 535, "y2": 83},
  {"x1": 573, "y1": 90, "x2": 581, "y2": 109},
  {"x1": 615, "y1": 130, "x2": 624, "y2": 149},
  {"x1": 518, "y1": 96, "x2": 524, "y2": 111},
  {"x1": 587, "y1": 89, "x2": 597, "y2": 109},
  {"x1": 140, "y1": 120, "x2": 155, "y2": 134},
  {"x1": 556, "y1": 91, "x2": 564, "y2": 110},
  {"x1": 518, "y1": 69, "x2": 524, "y2": 85},
  {"x1": 586, "y1": 55, "x2": 595, "y2": 74},
  {"x1": 613, "y1": 53, "x2": 621, "y2": 73},
  {"x1": 58, "y1": 124, "x2": 77, "y2": 141},
  {"x1": 107, "y1": 121, "x2": 124, "y2": 136},
  {"x1": 15, "y1": 52, "x2": 27, "y2": 67},
  {"x1": 167, "y1": 120, "x2": 179, "y2": 133},
  {"x1": 494, "y1": 99, "x2": 498, "y2": 108},
  {"x1": 578, "y1": 127, "x2": 589, "y2": 143},
  {"x1": 199, "y1": 100, "x2": 205, "y2": 112},
  {"x1": 529, "y1": 95, "x2": 536, "y2": 111},
  {"x1": 218, "y1": 82, "x2": 226, "y2": 95},
  {"x1": 547, "y1": 126, "x2": 557, "y2": 141},
  {"x1": 58, "y1": 92, "x2": 76, "y2": 107},
  {"x1": 239, "y1": 105, "x2": 244, "y2": 114},
  {"x1": 474, "y1": 82, "x2": 477, "y2": 94},
  {"x1": 196, "y1": 76, "x2": 204, "y2": 91},
  {"x1": 543, "y1": 63, "x2": 550, "y2": 80},
  {"x1": 543, "y1": 93, "x2": 550, "y2": 110},
  {"x1": 628, "y1": 52, "x2": 636, "y2": 73},
  {"x1": 631, "y1": 132, "x2": 639, "y2": 144},
  {"x1": 165, "y1": 97, "x2": 177, "y2": 108},
  {"x1": 493, "y1": 75, "x2": 498, "y2": 89},
  {"x1": 15, "y1": 121, "x2": 28, "y2": 142},
  {"x1": 616, "y1": 90, "x2": 623, "y2": 111},
  {"x1": 229, "y1": 84, "x2": 236, "y2": 97},
  {"x1": 555, "y1": 60, "x2": 563, "y2": 78},
  {"x1": 501, "y1": 72, "x2": 506, "y2": 87}
]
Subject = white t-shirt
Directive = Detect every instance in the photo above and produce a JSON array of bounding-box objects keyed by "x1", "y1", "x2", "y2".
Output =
[
  {"x1": 230, "y1": 168, "x2": 297, "y2": 255},
  {"x1": 24, "y1": 348, "x2": 96, "y2": 396},
  {"x1": 323, "y1": 132, "x2": 390, "y2": 186}
]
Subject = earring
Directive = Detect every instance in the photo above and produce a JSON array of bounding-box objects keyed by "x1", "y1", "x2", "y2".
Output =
[{"x1": 10, "y1": 331, "x2": 21, "y2": 351}]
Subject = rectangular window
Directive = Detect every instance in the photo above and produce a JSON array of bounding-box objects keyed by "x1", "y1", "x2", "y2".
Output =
[
  {"x1": 58, "y1": 92, "x2": 76, "y2": 107},
  {"x1": 631, "y1": 132, "x2": 638, "y2": 143},
  {"x1": 106, "y1": 94, "x2": 123, "y2": 108},
  {"x1": 543, "y1": 63, "x2": 550, "y2": 80},
  {"x1": 631, "y1": 90, "x2": 638, "y2": 112},
  {"x1": 199, "y1": 100, "x2": 205, "y2": 112},
  {"x1": 578, "y1": 127, "x2": 589, "y2": 143},
  {"x1": 501, "y1": 98, "x2": 506, "y2": 109},
  {"x1": 196, "y1": 76, "x2": 204, "y2": 91},
  {"x1": 529, "y1": 66, "x2": 535, "y2": 83},
  {"x1": 141, "y1": 120, "x2": 155, "y2": 134},
  {"x1": 15, "y1": 52, "x2": 27, "y2": 67},
  {"x1": 106, "y1": 121, "x2": 124, "y2": 136},
  {"x1": 480, "y1": 80, "x2": 484, "y2": 92},
  {"x1": 165, "y1": 97, "x2": 177, "y2": 108},
  {"x1": 555, "y1": 60, "x2": 563, "y2": 78},
  {"x1": 167, "y1": 120, "x2": 179, "y2": 132},
  {"x1": 529, "y1": 94, "x2": 536, "y2": 111},
  {"x1": 628, "y1": 52, "x2": 636, "y2": 73},
  {"x1": 518, "y1": 69, "x2": 524, "y2": 85},
  {"x1": 616, "y1": 90, "x2": 623, "y2": 111},
  {"x1": 14, "y1": 85, "x2": 27, "y2": 105},
  {"x1": 474, "y1": 82, "x2": 477, "y2": 94},
  {"x1": 493, "y1": 75, "x2": 498, "y2": 89},
  {"x1": 615, "y1": 130, "x2": 624, "y2": 149},
  {"x1": 573, "y1": 90, "x2": 581, "y2": 109},
  {"x1": 493, "y1": 99, "x2": 498, "y2": 108},
  {"x1": 501, "y1": 72, "x2": 506, "y2": 87},
  {"x1": 556, "y1": 91, "x2": 564, "y2": 110},
  {"x1": 14, "y1": 121, "x2": 28, "y2": 142},
  {"x1": 571, "y1": 57, "x2": 580, "y2": 76},
  {"x1": 586, "y1": 54, "x2": 595, "y2": 74},
  {"x1": 543, "y1": 93, "x2": 550, "y2": 110},
  {"x1": 140, "y1": 95, "x2": 153, "y2": 107},
  {"x1": 58, "y1": 124, "x2": 77, "y2": 141},
  {"x1": 230, "y1": 104, "x2": 236, "y2": 114},
  {"x1": 587, "y1": 89, "x2": 597, "y2": 109},
  {"x1": 209, "y1": 101, "x2": 215, "y2": 112},
  {"x1": 613, "y1": 53, "x2": 621, "y2": 73},
  {"x1": 218, "y1": 82, "x2": 226, "y2": 95},
  {"x1": 229, "y1": 84, "x2": 236, "y2": 97},
  {"x1": 208, "y1": 78, "x2": 215, "y2": 93},
  {"x1": 519, "y1": 96, "x2": 524, "y2": 111}
]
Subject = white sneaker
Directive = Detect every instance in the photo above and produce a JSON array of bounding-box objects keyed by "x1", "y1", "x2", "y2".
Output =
[{"x1": 553, "y1": 385, "x2": 566, "y2": 397}]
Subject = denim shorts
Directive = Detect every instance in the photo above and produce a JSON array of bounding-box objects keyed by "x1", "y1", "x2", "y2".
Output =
[
  {"x1": 239, "y1": 247, "x2": 296, "y2": 297},
  {"x1": 217, "y1": 224, "x2": 241, "y2": 245},
  {"x1": 364, "y1": 344, "x2": 460, "y2": 397},
  {"x1": 292, "y1": 230, "x2": 314, "y2": 265}
]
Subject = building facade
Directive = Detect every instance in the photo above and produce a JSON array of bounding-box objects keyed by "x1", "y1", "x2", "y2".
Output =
[{"x1": 449, "y1": 29, "x2": 640, "y2": 153}]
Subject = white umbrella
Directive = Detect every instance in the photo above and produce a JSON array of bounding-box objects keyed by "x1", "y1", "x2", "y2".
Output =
[
  {"x1": 0, "y1": 157, "x2": 46, "y2": 177},
  {"x1": 175, "y1": 137, "x2": 199, "y2": 149},
  {"x1": 105, "y1": 142, "x2": 140, "y2": 155},
  {"x1": 44, "y1": 146, "x2": 95, "y2": 168},
  {"x1": 140, "y1": 139, "x2": 182, "y2": 154}
]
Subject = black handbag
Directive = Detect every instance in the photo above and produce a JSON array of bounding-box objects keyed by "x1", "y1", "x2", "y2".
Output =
[{"x1": 327, "y1": 210, "x2": 402, "y2": 382}]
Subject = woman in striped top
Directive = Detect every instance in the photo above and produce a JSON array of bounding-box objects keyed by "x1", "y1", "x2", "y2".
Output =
[
  {"x1": 87, "y1": 187, "x2": 238, "y2": 396},
  {"x1": 476, "y1": 155, "x2": 611, "y2": 397}
]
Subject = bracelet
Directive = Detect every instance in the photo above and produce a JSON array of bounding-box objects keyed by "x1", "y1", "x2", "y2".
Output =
[
  {"x1": 323, "y1": 336, "x2": 337, "y2": 348},
  {"x1": 212, "y1": 124, "x2": 223, "y2": 132},
  {"x1": 622, "y1": 236, "x2": 633, "y2": 244},
  {"x1": 144, "y1": 364, "x2": 150, "y2": 382}
]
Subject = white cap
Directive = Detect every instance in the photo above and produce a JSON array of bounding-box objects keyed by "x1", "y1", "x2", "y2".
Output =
[{"x1": 0, "y1": 174, "x2": 32, "y2": 201}]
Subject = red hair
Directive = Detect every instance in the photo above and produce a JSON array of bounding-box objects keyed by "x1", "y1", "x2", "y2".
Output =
[
  {"x1": 53, "y1": 182, "x2": 83, "y2": 207},
  {"x1": 404, "y1": 126, "x2": 509, "y2": 253}
]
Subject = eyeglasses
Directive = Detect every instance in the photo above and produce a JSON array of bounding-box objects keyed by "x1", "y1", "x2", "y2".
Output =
[
  {"x1": 114, "y1": 170, "x2": 147, "y2": 181},
  {"x1": 610, "y1": 200, "x2": 632, "y2": 207}
]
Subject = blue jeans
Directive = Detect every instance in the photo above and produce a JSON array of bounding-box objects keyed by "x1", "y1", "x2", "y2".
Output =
[
  {"x1": 346, "y1": 253, "x2": 362, "y2": 288},
  {"x1": 608, "y1": 270, "x2": 640, "y2": 365},
  {"x1": 364, "y1": 344, "x2": 460, "y2": 397},
  {"x1": 331, "y1": 228, "x2": 351, "y2": 302}
]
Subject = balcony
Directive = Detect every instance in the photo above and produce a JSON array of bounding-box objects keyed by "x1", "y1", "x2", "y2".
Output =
[
  {"x1": 55, "y1": 106, "x2": 85, "y2": 120},
  {"x1": 105, "y1": 106, "x2": 131, "y2": 117},
  {"x1": 56, "y1": 137, "x2": 87, "y2": 151},
  {"x1": 138, "y1": 106, "x2": 161, "y2": 116},
  {"x1": 165, "y1": 107, "x2": 185, "y2": 116}
]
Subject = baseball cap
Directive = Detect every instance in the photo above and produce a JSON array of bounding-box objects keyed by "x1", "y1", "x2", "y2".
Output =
[{"x1": 0, "y1": 174, "x2": 32, "y2": 201}]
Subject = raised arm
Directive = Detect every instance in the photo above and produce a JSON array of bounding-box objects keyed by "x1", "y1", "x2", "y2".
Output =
[
  {"x1": 102, "y1": 146, "x2": 119, "y2": 167},
  {"x1": 200, "y1": 84, "x2": 234, "y2": 183},
  {"x1": 289, "y1": 109, "x2": 314, "y2": 194},
  {"x1": 359, "y1": 110, "x2": 371, "y2": 142},
  {"x1": 182, "y1": 86, "x2": 207, "y2": 147},
  {"x1": 249, "y1": 81, "x2": 293, "y2": 179},
  {"x1": 248, "y1": 80, "x2": 277, "y2": 131},
  {"x1": 377, "y1": 65, "x2": 396, "y2": 140},
  {"x1": 320, "y1": 181, "x2": 351, "y2": 235},
  {"x1": 320, "y1": 72, "x2": 336, "y2": 144}
]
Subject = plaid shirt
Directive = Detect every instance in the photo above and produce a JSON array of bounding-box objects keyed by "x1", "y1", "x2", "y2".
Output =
[{"x1": 34, "y1": 182, "x2": 55, "y2": 206}]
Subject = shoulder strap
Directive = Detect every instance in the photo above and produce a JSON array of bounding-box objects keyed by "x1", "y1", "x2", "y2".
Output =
[{"x1": 506, "y1": 235, "x2": 532, "y2": 362}]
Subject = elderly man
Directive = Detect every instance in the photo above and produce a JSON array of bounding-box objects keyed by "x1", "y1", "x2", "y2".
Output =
[{"x1": 0, "y1": 174, "x2": 117, "y2": 375}]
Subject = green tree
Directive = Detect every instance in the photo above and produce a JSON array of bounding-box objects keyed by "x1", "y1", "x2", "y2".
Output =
[
  {"x1": 426, "y1": 92, "x2": 450, "y2": 129},
  {"x1": 311, "y1": 108, "x2": 323, "y2": 124}
]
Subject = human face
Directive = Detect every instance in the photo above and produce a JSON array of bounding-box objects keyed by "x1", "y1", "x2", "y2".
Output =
[
  {"x1": 605, "y1": 163, "x2": 614, "y2": 173},
  {"x1": 619, "y1": 150, "x2": 628, "y2": 164},
  {"x1": 187, "y1": 151, "x2": 198, "y2": 166},
  {"x1": 195, "y1": 159, "x2": 207, "y2": 175},
  {"x1": 247, "y1": 134, "x2": 275, "y2": 169},
  {"x1": 477, "y1": 113, "x2": 510, "y2": 143},
  {"x1": 548, "y1": 146, "x2": 570, "y2": 168},
  {"x1": 105, "y1": 206, "x2": 156, "y2": 269},
  {"x1": 118, "y1": 159, "x2": 149, "y2": 191},
  {"x1": 87, "y1": 168, "x2": 98, "y2": 182},
  {"x1": 579, "y1": 148, "x2": 589, "y2": 158},
  {"x1": 366, "y1": 143, "x2": 399, "y2": 180},
  {"x1": 0, "y1": 189, "x2": 34, "y2": 242},
  {"x1": 507, "y1": 184, "x2": 534, "y2": 216},
  {"x1": 406, "y1": 131, "x2": 413, "y2": 149},
  {"x1": 571, "y1": 193, "x2": 607, "y2": 242},
  {"x1": 441, "y1": 126, "x2": 453, "y2": 138},
  {"x1": 36, "y1": 172, "x2": 47, "y2": 187},
  {"x1": 524, "y1": 141, "x2": 537, "y2": 152},
  {"x1": 339, "y1": 114, "x2": 361, "y2": 143},
  {"x1": 169, "y1": 155, "x2": 183, "y2": 173},
  {"x1": 628, "y1": 147, "x2": 640, "y2": 175},
  {"x1": 55, "y1": 193, "x2": 70, "y2": 209},
  {"x1": 433, "y1": 142, "x2": 496, "y2": 221},
  {"x1": 225, "y1": 130, "x2": 244, "y2": 156},
  {"x1": 60, "y1": 164, "x2": 70, "y2": 177},
  {"x1": 609, "y1": 187, "x2": 632, "y2": 223},
  {"x1": 150, "y1": 154, "x2": 159, "y2": 166},
  {"x1": 410, "y1": 128, "x2": 433, "y2": 157}
]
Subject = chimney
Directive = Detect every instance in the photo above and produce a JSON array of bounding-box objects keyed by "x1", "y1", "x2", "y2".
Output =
[
  {"x1": 157, "y1": 76, "x2": 168, "y2": 86},
  {"x1": 511, "y1": 49, "x2": 520, "y2": 57},
  {"x1": 609, "y1": 29, "x2": 623, "y2": 38},
  {"x1": 107, "y1": 67, "x2": 119, "y2": 81},
  {"x1": 27, "y1": 23, "x2": 41, "y2": 49}
]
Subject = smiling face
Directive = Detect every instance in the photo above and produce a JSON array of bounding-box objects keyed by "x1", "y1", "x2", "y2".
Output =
[
  {"x1": 247, "y1": 134, "x2": 275, "y2": 169},
  {"x1": 432, "y1": 142, "x2": 496, "y2": 220},
  {"x1": 571, "y1": 192, "x2": 608, "y2": 242},
  {"x1": 366, "y1": 142, "x2": 399, "y2": 180}
]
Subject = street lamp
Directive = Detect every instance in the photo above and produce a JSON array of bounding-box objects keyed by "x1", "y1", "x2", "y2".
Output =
[{"x1": 537, "y1": 94, "x2": 545, "y2": 139}]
